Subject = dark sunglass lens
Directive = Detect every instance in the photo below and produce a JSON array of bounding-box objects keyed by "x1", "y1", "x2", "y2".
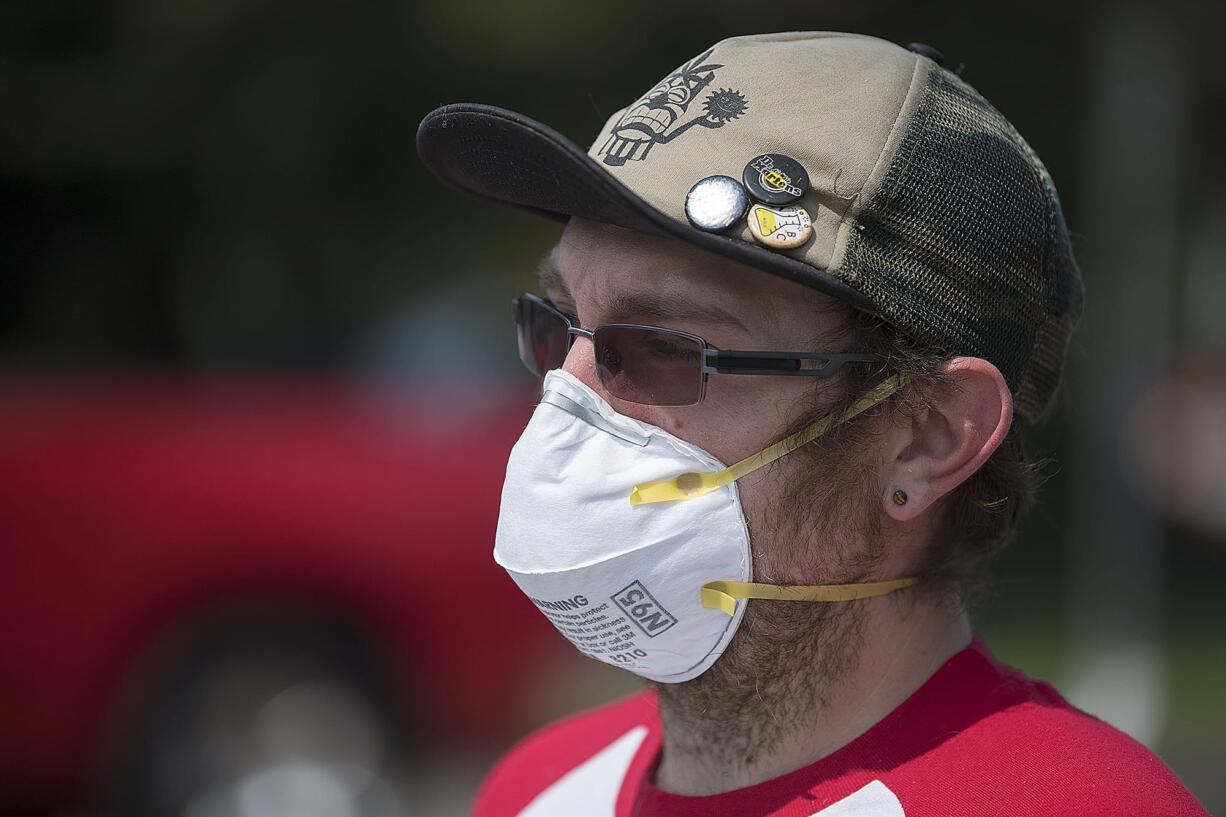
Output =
[
  {"x1": 515, "y1": 298, "x2": 571, "y2": 377},
  {"x1": 594, "y1": 326, "x2": 704, "y2": 406}
]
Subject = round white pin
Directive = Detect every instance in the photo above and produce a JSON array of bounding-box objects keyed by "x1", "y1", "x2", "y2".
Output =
[{"x1": 684, "y1": 175, "x2": 750, "y2": 233}]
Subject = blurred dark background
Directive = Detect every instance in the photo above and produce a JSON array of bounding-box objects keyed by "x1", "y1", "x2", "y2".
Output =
[{"x1": 2, "y1": 1, "x2": 1224, "y2": 815}]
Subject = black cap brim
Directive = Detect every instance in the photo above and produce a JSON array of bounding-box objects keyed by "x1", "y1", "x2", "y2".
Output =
[{"x1": 416, "y1": 103, "x2": 875, "y2": 312}]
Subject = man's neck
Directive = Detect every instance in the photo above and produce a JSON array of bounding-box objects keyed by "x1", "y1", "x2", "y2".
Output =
[{"x1": 652, "y1": 600, "x2": 972, "y2": 796}]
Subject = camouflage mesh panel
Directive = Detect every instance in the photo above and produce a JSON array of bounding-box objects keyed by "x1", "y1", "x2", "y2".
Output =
[{"x1": 841, "y1": 67, "x2": 1084, "y2": 422}]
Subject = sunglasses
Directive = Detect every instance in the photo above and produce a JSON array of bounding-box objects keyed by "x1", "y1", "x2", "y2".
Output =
[{"x1": 512, "y1": 293, "x2": 885, "y2": 406}]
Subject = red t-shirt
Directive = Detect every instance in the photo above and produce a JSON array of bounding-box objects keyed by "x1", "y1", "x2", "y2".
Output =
[{"x1": 472, "y1": 636, "x2": 1208, "y2": 816}]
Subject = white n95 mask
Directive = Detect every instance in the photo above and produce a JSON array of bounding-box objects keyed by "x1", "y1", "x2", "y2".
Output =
[{"x1": 494, "y1": 369, "x2": 917, "y2": 683}]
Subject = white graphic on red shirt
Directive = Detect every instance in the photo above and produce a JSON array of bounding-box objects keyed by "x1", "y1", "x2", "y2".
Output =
[
  {"x1": 513, "y1": 727, "x2": 904, "y2": 816},
  {"x1": 516, "y1": 726, "x2": 649, "y2": 817},
  {"x1": 808, "y1": 779, "x2": 905, "y2": 816}
]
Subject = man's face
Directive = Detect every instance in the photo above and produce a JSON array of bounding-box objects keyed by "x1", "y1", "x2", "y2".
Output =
[
  {"x1": 545, "y1": 217, "x2": 898, "y2": 737},
  {"x1": 542, "y1": 217, "x2": 884, "y2": 588}
]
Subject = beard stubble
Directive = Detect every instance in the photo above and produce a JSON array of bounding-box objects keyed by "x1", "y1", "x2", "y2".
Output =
[{"x1": 652, "y1": 420, "x2": 886, "y2": 771}]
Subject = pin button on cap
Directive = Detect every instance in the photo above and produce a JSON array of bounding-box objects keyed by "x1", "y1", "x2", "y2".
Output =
[
  {"x1": 685, "y1": 175, "x2": 750, "y2": 233},
  {"x1": 747, "y1": 203, "x2": 813, "y2": 249},
  {"x1": 742, "y1": 154, "x2": 809, "y2": 206}
]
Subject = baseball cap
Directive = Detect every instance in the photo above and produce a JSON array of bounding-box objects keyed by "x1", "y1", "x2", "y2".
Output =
[{"x1": 416, "y1": 31, "x2": 1084, "y2": 422}]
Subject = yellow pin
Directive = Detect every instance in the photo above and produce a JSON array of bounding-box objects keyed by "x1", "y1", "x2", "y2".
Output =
[{"x1": 747, "y1": 203, "x2": 813, "y2": 249}]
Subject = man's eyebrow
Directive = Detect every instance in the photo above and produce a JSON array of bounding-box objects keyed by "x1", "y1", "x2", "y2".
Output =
[
  {"x1": 605, "y1": 291, "x2": 748, "y2": 332},
  {"x1": 537, "y1": 251, "x2": 572, "y2": 301},
  {"x1": 537, "y1": 251, "x2": 748, "y2": 331}
]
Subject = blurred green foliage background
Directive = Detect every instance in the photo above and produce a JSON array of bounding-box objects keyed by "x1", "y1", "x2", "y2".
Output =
[{"x1": 2, "y1": 0, "x2": 1223, "y2": 812}]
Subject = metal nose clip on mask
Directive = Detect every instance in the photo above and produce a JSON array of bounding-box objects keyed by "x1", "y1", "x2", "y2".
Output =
[{"x1": 493, "y1": 369, "x2": 919, "y2": 683}]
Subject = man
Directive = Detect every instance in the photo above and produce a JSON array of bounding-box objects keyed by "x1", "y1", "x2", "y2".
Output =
[{"x1": 418, "y1": 32, "x2": 1208, "y2": 816}]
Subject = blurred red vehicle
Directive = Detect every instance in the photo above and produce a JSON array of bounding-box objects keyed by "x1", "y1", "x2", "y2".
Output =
[{"x1": 0, "y1": 375, "x2": 571, "y2": 815}]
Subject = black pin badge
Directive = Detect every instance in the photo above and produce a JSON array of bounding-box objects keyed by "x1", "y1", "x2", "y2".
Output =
[
  {"x1": 685, "y1": 175, "x2": 750, "y2": 233},
  {"x1": 742, "y1": 154, "x2": 809, "y2": 205}
]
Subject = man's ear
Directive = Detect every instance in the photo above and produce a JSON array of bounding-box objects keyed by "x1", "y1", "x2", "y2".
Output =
[{"x1": 882, "y1": 357, "x2": 1013, "y2": 521}]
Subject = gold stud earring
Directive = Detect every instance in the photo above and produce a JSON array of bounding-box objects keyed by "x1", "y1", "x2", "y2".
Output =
[{"x1": 892, "y1": 489, "x2": 908, "y2": 506}]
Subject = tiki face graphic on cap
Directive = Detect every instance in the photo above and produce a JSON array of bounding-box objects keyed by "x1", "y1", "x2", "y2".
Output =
[{"x1": 598, "y1": 47, "x2": 748, "y2": 166}]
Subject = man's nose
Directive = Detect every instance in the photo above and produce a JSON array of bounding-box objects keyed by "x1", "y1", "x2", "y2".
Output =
[
  {"x1": 562, "y1": 333, "x2": 629, "y2": 409},
  {"x1": 560, "y1": 333, "x2": 666, "y2": 426},
  {"x1": 561, "y1": 332, "x2": 604, "y2": 396}
]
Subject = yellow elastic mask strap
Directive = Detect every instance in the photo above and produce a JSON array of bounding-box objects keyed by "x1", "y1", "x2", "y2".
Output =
[
  {"x1": 629, "y1": 373, "x2": 909, "y2": 506},
  {"x1": 700, "y1": 577, "x2": 920, "y2": 616}
]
